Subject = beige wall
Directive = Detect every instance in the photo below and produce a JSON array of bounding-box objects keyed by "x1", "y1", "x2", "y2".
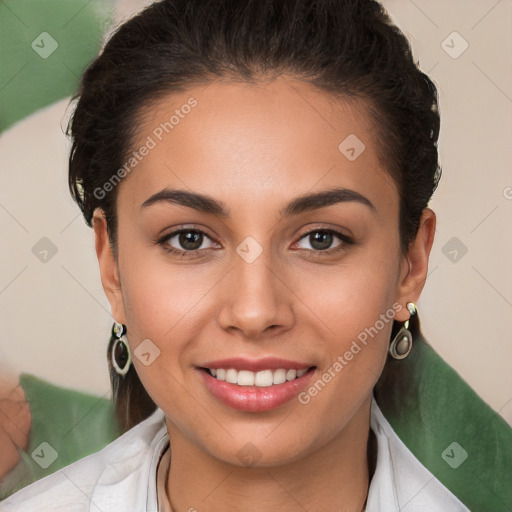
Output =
[{"x1": 1, "y1": 0, "x2": 511, "y2": 425}]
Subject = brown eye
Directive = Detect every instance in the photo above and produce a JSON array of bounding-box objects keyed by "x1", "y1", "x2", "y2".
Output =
[
  {"x1": 308, "y1": 231, "x2": 334, "y2": 250},
  {"x1": 178, "y1": 231, "x2": 204, "y2": 250},
  {"x1": 161, "y1": 229, "x2": 217, "y2": 254},
  {"x1": 296, "y1": 229, "x2": 351, "y2": 252}
]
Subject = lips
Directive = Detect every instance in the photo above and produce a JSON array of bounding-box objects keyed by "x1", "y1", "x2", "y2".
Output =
[{"x1": 197, "y1": 357, "x2": 316, "y2": 412}]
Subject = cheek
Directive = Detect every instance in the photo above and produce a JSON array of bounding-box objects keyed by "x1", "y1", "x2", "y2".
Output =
[
  {"x1": 301, "y1": 247, "x2": 400, "y2": 340},
  {"x1": 117, "y1": 226, "x2": 216, "y2": 337}
]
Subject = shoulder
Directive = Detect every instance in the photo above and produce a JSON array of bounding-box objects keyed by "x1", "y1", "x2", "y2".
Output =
[
  {"x1": 0, "y1": 408, "x2": 167, "y2": 512},
  {"x1": 368, "y1": 397, "x2": 470, "y2": 511}
]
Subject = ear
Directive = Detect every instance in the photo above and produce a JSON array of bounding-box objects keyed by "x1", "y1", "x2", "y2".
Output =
[
  {"x1": 394, "y1": 208, "x2": 436, "y2": 322},
  {"x1": 92, "y1": 209, "x2": 127, "y2": 324}
]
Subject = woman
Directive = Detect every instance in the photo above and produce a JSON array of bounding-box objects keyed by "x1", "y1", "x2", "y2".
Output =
[{"x1": 0, "y1": 0, "x2": 470, "y2": 510}]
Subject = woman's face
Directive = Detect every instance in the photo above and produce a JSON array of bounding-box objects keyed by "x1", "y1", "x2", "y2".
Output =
[{"x1": 95, "y1": 75, "x2": 434, "y2": 467}]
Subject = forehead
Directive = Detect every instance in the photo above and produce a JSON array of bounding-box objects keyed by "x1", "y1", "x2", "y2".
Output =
[{"x1": 119, "y1": 76, "x2": 398, "y2": 216}]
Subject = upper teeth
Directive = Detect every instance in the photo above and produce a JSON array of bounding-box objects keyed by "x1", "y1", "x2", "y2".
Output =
[{"x1": 209, "y1": 368, "x2": 308, "y2": 387}]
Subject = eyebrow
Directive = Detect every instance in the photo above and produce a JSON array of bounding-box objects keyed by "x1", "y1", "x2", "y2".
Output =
[{"x1": 140, "y1": 186, "x2": 376, "y2": 217}]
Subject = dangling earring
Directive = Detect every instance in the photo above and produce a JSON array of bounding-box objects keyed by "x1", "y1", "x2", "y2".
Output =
[
  {"x1": 389, "y1": 302, "x2": 417, "y2": 360},
  {"x1": 112, "y1": 321, "x2": 132, "y2": 375}
]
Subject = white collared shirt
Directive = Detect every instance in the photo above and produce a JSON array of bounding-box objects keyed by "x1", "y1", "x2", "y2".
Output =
[{"x1": 0, "y1": 397, "x2": 469, "y2": 511}]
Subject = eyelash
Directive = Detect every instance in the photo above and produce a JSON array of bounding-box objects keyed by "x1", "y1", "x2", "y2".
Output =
[{"x1": 156, "y1": 227, "x2": 354, "y2": 259}]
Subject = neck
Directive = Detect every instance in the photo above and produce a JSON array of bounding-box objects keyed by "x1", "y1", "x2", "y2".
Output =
[{"x1": 162, "y1": 397, "x2": 373, "y2": 512}]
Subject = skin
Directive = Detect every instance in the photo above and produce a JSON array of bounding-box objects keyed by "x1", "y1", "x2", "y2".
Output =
[{"x1": 93, "y1": 75, "x2": 435, "y2": 512}]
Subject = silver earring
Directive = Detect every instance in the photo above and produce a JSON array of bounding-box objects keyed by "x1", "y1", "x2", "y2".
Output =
[
  {"x1": 389, "y1": 302, "x2": 416, "y2": 360},
  {"x1": 112, "y1": 321, "x2": 132, "y2": 375}
]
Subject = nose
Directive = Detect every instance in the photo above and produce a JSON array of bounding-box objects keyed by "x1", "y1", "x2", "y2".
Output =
[{"x1": 216, "y1": 246, "x2": 295, "y2": 341}]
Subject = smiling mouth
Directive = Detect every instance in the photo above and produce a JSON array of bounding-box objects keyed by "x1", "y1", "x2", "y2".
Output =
[{"x1": 200, "y1": 367, "x2": 316, "y2": 387}]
